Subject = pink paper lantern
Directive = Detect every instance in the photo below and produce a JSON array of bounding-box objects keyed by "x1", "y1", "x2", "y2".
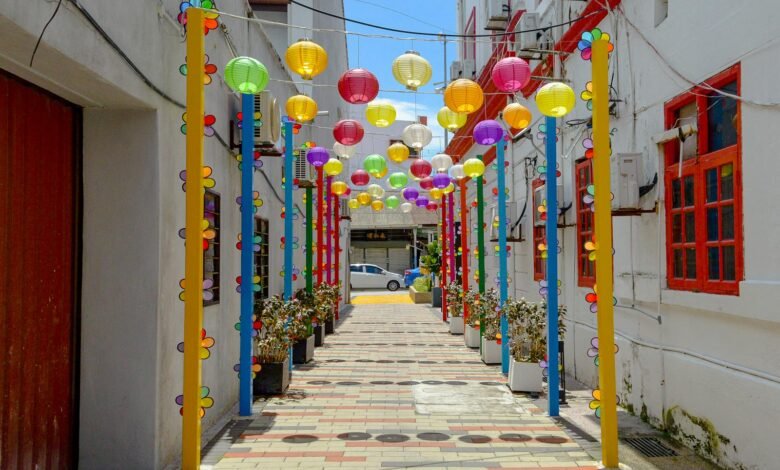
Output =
[
  {"x1": 419, "y1": 176, "x2": 435, "y2": 191},
  {"x1": 337, "y1": 68, "x2": 379, "y2": 104},
  {"x1": 351, "y1": 169, "x2": 370, "y2": 186},
  {"x1": 333, "y1": 119, "x2": 364, "y2": 145},
  {"x1": 491, "y1": 57, "x2": 531, "y2": 93},
  {"x1": 410, "y1": 159, "x2": 432, "y2": 179}
]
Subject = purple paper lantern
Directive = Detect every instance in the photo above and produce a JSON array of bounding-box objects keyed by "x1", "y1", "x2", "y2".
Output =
[
  {"x1": 306, "y1": 147, "x2": 329, "y2": 167},
  {"x1": 415, "y1": 196, "x2": 429, "y2": 207},
  {"x1": 473, "y1": 120, "x2": 505, "y2": 146},
  {"x1": 432, "y1": 173, "x2": 451, "y2": 189},
  {"x1": 402, "y1": 187, "x2": 419, "y2": 201}
]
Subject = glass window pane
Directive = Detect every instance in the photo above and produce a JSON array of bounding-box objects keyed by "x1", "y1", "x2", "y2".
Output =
[
  {"x1": 672, "y1": 214, "x2": 682, "y2": 242},
  {"x1": 677, "y1": 102, "x2": 698, "y2": 160},
  {"x1": 706, "y1": 169, "x2": 718, "y2": 202},
  {"x1": 684, "y1": 175, "x2": 695, "y2": 207},
  {"x1": 672, "y1": 179, "x2": 681, "y2": 208},
  {"x1": 685, "y1": 248, "x2": 697, "y2": 279},
  {"x1": 673, "y1": 249, "x2": 683, "y2": 278},
  {"x1": 685, "y1": 211, "x2": 696, "y2": 242},
  {"x1": 723, "y1": 246, "x2": 736, "y2": 281},
  {"x1": 721, "y1": 163, "x2": 734, "y2": 200},
  {"x1": 708, "y1": 247, "x2": 720, "y2": 280},
  {"x1": 707, "y1": 81, "x2": 738, "y2": 152},
  {"x1": 721, "y1": 205, "x2": 734, "y2": 240},
  {"x1": 707, "y1": 208, "x2": 718, "y2": 241}
]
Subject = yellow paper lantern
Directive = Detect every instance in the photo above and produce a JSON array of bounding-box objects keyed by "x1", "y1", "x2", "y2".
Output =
[
  {"x1": 429, "y1": 188, "x2": 443, "y2": 200},
  {"x1": 444, "y1": 79, "x2": 484, "y2": 114},
  {"x1": 535, "y1": 82, "x2": 576, "y2": 117},
  {"x1": 348, "y1": 198, "x2": 360, "y2": 209},
  {"x1": 365, "y1": 101, "x2": 397, "y2": 128},
  {"x1": 371, "y1": 200, "x2": 385, "y2": 211},
  {"x1": 286, "y1": 95, "x2": 318, "y2": 122},
  {"x1": 392, "y1": 51, "x2": 432, "y2": 91},
  {"x1": 285, "y1": 39, "x2": 328, "y2": 80},
  {"x1": 387, "y1": 142, "x2": 410, "y2": 163},
  {"x1": 367, "y1": 184, "x2": 385, "y2": 199},
  {"x1": 357, "y1": 192, "x2": 371, "y2": 206},
  {"x1": 443, "y1": 182, "x2": 456, "y2": 194},
  {"x1": 437, "y1": 106, "x2": 468, "y2": 131},
  {"x1": 331, "y1": 181, "x2": 348, "y2": 196},
  {"x1": 463, "y1": 158, "x2": 485, "y2": 178},
  {"x1": 323, "y1": 158, "x2": 343, "y2": 176},
  {"x1": 374, "y1": 167, "x2": 388, "y2": 179},
  {"x1": 503, "y1": 103, "x2": 532, "y2": 129}
]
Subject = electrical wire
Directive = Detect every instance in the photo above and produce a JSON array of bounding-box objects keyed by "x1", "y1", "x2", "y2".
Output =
[
  {"x1": 29, "y1": 0, "x2": 64, "y2": 67},
  {"x1": 351, "y1": 0, "x2": 456, "y2": 34}
]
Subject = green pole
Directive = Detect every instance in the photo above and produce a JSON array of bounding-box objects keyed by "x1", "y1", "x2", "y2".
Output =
[
  {"x1": 476, "y1": 154, "x2": 486, "y2": 347},
  {"x1": 306, "y1": 186, "x2": 314, "y2": 294}
]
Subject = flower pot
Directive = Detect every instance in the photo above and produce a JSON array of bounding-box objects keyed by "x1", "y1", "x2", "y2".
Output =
[
  {"x1": 464, "y1": 325, "x2": 480, "y2": 348},
  {"x1": 481, "y1": 337, "x2": 501, "y2": 365},
  {"x1": 314, "y1": 323, "x2": 325, "y2": 346},
  {"x1": 253, "y1": 357, "x2": 290, "y2": 395},
  {"x1": 293, "y1": 335, "x2": 315, "y2": 364},
  {"x1": 508, "y1": 357, "x2": 544, "y2": 393},
  {"x1": 431, "y1": 287, "x2": 442, "y2": 307},
  {"x1": 449, "y1": 316, "x2": 464, "y2": 334},
  {"x1": 325, "y1": 316, "x2": 336, "y2": 334},
  {"x1": 409, "y1": 286, "x2": 432, "y2": 303}
]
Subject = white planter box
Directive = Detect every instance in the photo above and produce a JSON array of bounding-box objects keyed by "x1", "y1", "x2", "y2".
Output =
[
  {"x1": 464, "y1": 326, "x2": 480, "y2": 348},
  {"x1": 481, "y1": 337, "x2": 501, "y2": 364},
  {"x1": 508, "y1": 357, "x2": 544, "y2": 393},
  {"x1": 449, "y1": 316, "x2": 464, "y2": 334}
]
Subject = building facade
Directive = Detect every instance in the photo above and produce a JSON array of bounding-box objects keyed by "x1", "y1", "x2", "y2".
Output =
[{"x1": 449, "y1": 1, "x2": 780, "y2": 468}]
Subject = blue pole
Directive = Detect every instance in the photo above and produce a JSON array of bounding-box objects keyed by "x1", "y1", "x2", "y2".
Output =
[
  {"x1": 496, "y1": 139, "x2": 509, "y2": 375},
  {"x1": 545, "y1": 116, "x2": 560, "y2": 416},
  {"x1": 239, "y1": 94, "x2": 254, "y2": 416},
  {"x1": 283, "y1": 120, "x2": 294, "y2": 372}
]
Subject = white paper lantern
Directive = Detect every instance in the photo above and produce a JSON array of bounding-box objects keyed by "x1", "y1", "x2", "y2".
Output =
[
  {"x1": 333, "y1": 142, "x2": 355, "y2": 159},
  {"x1": 431, "y1": 153, "x2": 453, "y2": 172},
  {"x1": 401, "y1": 202, "x2": 413, "y2": 213},
  {"x1": 449, "y1": 163, "x2": 466, "y2": 180},
  {"x1": 402, "y1": 123, "x2": 432, "y2": 150}
]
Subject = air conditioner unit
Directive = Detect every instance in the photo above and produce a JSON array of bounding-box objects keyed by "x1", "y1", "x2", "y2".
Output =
[
  {"x1": 513, "y1": 12, "x2": 539, "y2": 58},
  {"x1": 488, "y1": 201, "x2": 519, "y2": 239},
  {"x1": 533, "y1": 182, "x2": 563, "y2": 227},
  {"x1": 612, "y1": 153, "x2": 641, "y2": 210},
  {"x1": 450, "y1": 61, "x2": 463, "y2": 80},
  {"x1": 254, "y1": 91, "x2": 282, "y2": 156},
  {"x1": 461, "y1": 59, "x2": 476, "y2": 79},
  {"x1": 485, "y1": 0, "x2": 510, "y2": 31},
  {"x1": 292, "y1": 149, "x2": 317, "y2": 182}
]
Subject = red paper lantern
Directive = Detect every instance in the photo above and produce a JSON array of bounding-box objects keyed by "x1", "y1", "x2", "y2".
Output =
[
  {"x1": 419, "y1": 176, "x2": 434, "y2": 190},
  {"x1": 410, "y1": 159, "x2": 432, "y2": 179},
  {"x1": 491, "y1": 57, "x2": 531, "y2": 93},
  {"x1": 351, "y1": 169, "x2": 370, "y2": 186},
  {"x1": 426, "y1": 202, "x2": 438, "y2": 211},
  {"x1": 333, "y1": 119, "x2": 364, "y2": 145},
  {"x1": 338, "y1": 68, "x2": 379, "y2": 104}
]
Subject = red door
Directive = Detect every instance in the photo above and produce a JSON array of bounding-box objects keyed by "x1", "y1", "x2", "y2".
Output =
[{"x1": 0, "y1": 71, "x2": 80, "y2": 469}]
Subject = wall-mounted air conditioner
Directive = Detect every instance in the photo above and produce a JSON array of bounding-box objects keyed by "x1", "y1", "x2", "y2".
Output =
[
  {"x1": 450, "y1": 60, "x2": 475, "y2": 80},
  {"x1": 513, "y1": 12, "x2": 539, "y2": 58},
  {"x1": 612, "y1": 153, "x2": 641, "y2": 210},
  {"x1": 488, "y1": 202, "x2": 519, "y2": 239},
  {"x1": 485, "y1": 0, "x2": 510, "y2": 31},
  {"x1": 254, "y1": 91, "x2": 282, "y2": 156},
  {"x1": 533, "y1": 182, "x2": 563, "y2": 226}
]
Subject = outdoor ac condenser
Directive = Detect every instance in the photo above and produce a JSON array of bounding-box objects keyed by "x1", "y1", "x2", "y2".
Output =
[
  {"x1": 612, "y1": 153, "x2": 641, "y2": 210},
  {"x1": 254, "y1": 91, "x2": 282, "y2": 156}
]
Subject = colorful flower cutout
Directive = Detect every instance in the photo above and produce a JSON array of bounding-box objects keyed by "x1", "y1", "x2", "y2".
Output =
[
  {"x1": 235, "y1": 111, "x2": 263, "y2": 129},
  {"x1": 538, "y1": 279, "x2": 562, "y2": 298},
  {"x1": 584, "y1": 283, "x2": 617, "y2": 313},
  {"x1": 177, "y1": 1, "x2": 220, "y2": 35},
  {"x1": 536, "y1": 122, "x2": 560, "y2": 143},
  {"x1": 179, "y1": 166, "x2": 216, "y2": 192},
  {"x1": 587, "y1": 336, "x2": 619, "y2": 367},
  {"x1": 233, "y1": 356, "x2": 262, "y2": 379},
  {"x1": 179, "y1": 54, "x2": 217, "y2": 85},
  {"x1": 233, "y1": 314, "x2": 261, "y2": 337},
  {"x1": 539, "y1": 356, "x2": 563, "y2": 378},
  {"x1": 236, "y1": 150, "x2": 263, "y2": 171},
  {"x1": 589, "y1": 388, "x2": 620, "y2": 419},
  {"x1": 176, "y1": 385, "x2": 214, "y2": 418},
  {"x1": 235, "y1": 274, "x2": 261, "y2": 294},
  {"x1": 537, "y1": 163, "x2": 562, "y2": 181},
  {"x1": 181, "y1": 112, "x2": 216, "y2": 137},
  {"x1": 236, "y1": 234, "x2": 262, "y2": 252},
  {"x1": 582, "y1": 133, "x2": 594, "y2": 159},
  {"x1": 178, "y1": 219, "x2": 217, "y2": 251},
  {"x1": 580, "y1": 81, "x2": 593, "y2": 111},
  {"x1": 178, "y1": 278, "x2": 215, "y2": 302},
  {"x1": 176, "y1": 328, "x2": 216, "y2": 359},
  {"x1": 578, "y1": 28, "x2": 614, "y2": 61},
  {"x1": 236, "y1": 191, "x2": 263, "y2": 213}
]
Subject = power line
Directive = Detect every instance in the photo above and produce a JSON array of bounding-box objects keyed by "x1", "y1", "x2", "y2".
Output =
[
  {"x1": 29, "y1": 0, "x2": 63, "y2": 67},
  {"x1": 351, "y1": 0, "x2": 456, "y2": 34}
]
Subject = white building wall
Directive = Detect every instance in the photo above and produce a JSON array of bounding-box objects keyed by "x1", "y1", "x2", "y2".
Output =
[{"x1": 455, "y1": 1, "x2": 780, "y2": 468}]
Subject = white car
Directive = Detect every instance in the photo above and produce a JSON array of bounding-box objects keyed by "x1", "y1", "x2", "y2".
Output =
[{"x1": 350, "y1": 264, "x2": 405, "y2": 291}]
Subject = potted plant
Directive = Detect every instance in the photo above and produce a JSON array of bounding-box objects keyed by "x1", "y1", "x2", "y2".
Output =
[
  {"x1": 297, "y1": 289, "x2": 325, "y2": 346},
  {"x1": 409, "y1": 276, "x2": 432, "y2": 303},
  {"x1": 446, "y1": 282, "x2": 464, "y2": 334},
  {"x1": 478, "y1": 288, "x2": 502, "y2": 364},
  {"x1": 419, "y1": 240, "x2": 442, "y2": 307},
  {"x1": 254, "y1": 295, "x2": 292, "y2": 395},
  {"x1": 463, "y1": 289, "x2": 481, "y2": 348},
  {"x1": 290, "y1": 290, "x2": 315, "y2": 363},
  {"x1": 314, "y1": 283, "x2": 338, "y2": 334},
  {"x1": 506, "y1": 299, "x2": 567, "y2": 393}
]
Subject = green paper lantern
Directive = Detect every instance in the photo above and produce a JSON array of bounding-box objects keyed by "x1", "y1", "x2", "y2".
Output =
[
  {"x1": 363, "y1": 154, "x2": 387, "y2": 176},
  {"x1": 224, "y1": 57, "x2": 269, "y2": 94},
  {"x1": 388, "y1": 172, "x2": 408, "y2": 189},
  {"x1": 386, "y1": 195, "x2": 400, "y2": 209}
]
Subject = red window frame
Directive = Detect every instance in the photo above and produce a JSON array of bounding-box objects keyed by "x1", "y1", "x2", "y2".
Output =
[
  {"x1": 463, "y1": 7, "x2": 476, "y2": 63},
  {"x1": 532, "y1": 179, "x2": 546, "y2": 281},
  {"x1": 663, "y1": 64, "x2": 743, "y2": 295},
  {"x1": 575, "y1": 158, "x2": 596, "y2": 287}
]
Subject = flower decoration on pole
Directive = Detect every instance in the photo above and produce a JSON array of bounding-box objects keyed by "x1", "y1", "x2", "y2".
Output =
[
  {"x1": 581, "y1": 81, "x2": 594, "y2": 110},
  {"x1": 577, "y1": 28, "x2": 614, "y2": 61},
  {"x1": 351, "y1": 169, "x2": 370, "y2": 186},
  {"x1": 285, "y1": 38, "x2": 328, "y2": 80},
  {"x1": 176, "y1": 328, "x2": 216, "y2": 359},
  {"x1": 365, "y1": 100, "x2": 396, "y2": 128},
  {"x1": 306, "y1": 147, "x2": 329, "y2": 168},
  {"x1": 177, "y1": 0, "x2": 219, "y2": 34},
  {"x1": 333, "y1": 142, "x2": 355, "y2": 159},
  {"x1": 387, "y1": 142, "x2": 410, "y2": 163},
  {"x1": 286, "y1": 95, "x2": 318, "y2": 122},
  {"x1": 437, "y1": 106, "x2": 467, "y2": 131},
  {"x1": 362, "y1": 154, "x2": 387, "y2": 177},
  {"x1": 587, "y1": 336, "x2": 619, "y2": 366},
  {"x1": 224, "y1": 56, "x2": 268, "y2": 94},
  {"x1": 392, "y1": 50, "x2": 432, "y2": 90},
  {"x1": 176, "y1": 386, "x2": 215, "y2": 418},
  {"x1": 338, "y1": 68, "x2": 379, "y2": 104},
  {"x1": 402, "y1": 123, "x2": 432, "y2": 151},
  {"x1": 444, "y1": 79, "x2": 484, "y2": 114},
  {"x1": 179, "y1": 54, "x2": 217, "y2": 85},
  {"x1": 181, "y1": 113, "x2": 216, "y2": 136},
  {"x1": 410, "y1": 159, "x2": 433, "y2": 179},
  {"x1": 323, "y1": 158, "x2": 343, "y2": 176},
  {"x1": 333, "y1": 119, "x2": 364, "y2": 145},
  {"x1": 473, "y1": 120, "x2": 505, "y2": 145},
  {"x1": 491, "y1": 57, "x2": 531, "y2": 92},
  {"x1": 431, "y1": 153, "x2": 453, "y2": 173},
  {"x1": 502, "y1": 103, "x2": 532, "y2": 130}
]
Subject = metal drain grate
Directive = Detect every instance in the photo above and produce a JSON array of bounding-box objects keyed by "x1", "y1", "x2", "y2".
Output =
[{"x1": 623, "y1": 437, "x2": 678, "y2": 457}]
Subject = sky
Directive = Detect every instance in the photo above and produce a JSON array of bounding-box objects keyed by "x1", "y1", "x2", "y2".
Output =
[{"x1": 342, "y1": 0, "x2": 459, "y2": 157}]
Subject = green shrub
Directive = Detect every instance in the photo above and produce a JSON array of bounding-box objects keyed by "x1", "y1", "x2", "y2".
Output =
[{"x1": 412, "y1": 277, "x2": 430, "y2": 292}]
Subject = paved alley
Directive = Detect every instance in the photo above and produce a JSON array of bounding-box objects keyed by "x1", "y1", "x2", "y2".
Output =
[{"x1": 208, "y1": 302, "x2": 600, "y2": 469}]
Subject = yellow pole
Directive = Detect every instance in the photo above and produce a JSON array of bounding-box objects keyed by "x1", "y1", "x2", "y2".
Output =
[
  {"x1": 592, "y1": 38, "x2": 619, "y2": 467},
  {"x1": 183, "y1": 7, "x2": 205, "y2": 469}
]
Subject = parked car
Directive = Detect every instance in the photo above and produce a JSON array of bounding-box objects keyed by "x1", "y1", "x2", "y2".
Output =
[
  {"x1": 350, "y1": 264, "x2": 405, "y2": 291},
  {"x1": 404, "y1": 267, "x2": 423, "y2": 288}
]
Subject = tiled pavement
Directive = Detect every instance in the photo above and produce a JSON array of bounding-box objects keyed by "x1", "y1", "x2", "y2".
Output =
[{"x1": 208, "y1": 302, "x2": 601, "y2": 469}]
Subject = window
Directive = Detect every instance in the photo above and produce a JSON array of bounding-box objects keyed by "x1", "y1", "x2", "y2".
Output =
[
  {"x1": 365, "y1": 265, "x2": 383, "y2": 274},
  {"x1": 664, "y1": 64, "x2": 742, "y2": 294},
  {"x1": 575, "y1": 159, "x2": 595, "y2": 287},
  {"x1": 532, "y1": 179, "x2": 546, "y2": 281},
  {"x1": 350, "y1": 265, "x2": 363, "y2": 273},
  {"x1": 204, "y1": 190, "x2": 221, "y2": 305},
  {"x1": 254, "y1": 217, "x2": 269, "y2": 306}
]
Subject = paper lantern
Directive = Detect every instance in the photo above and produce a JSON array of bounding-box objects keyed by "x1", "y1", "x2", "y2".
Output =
[
  {"x1": 391, "y1": 50, "x2": 432, "y2": 91},
  {"x1": 491, "y1": 57, "x2": 531, "y2": 92},
  {"x1": 323, "y1": 158, "x2": 343, "y2": 176},
  {"x1": 306, "y1": 147, "x2": 329, "y2": 167},
  {"x1": 375, "y1": 167, "x2": 388, "y2": 178},
  {"x1": 285, "y1": 39, "x2": 327, "y2": 80},
  {"x1": 419, "y1": 176, "x2": 434, "y2": 191},
  {"x1": 371, "y1": 200, "x2": 385, "y2": 211},
  {"x1": 331, "y1": 181, "x2": 348, "y2": 195},
  {"x1": 387, "y1": 142, "x2": 410, "y2": 163},
  {"x1": 385, "y1": 195, "x2": 400, "y2": 209},
  {"x1": 401, "y1": 202, "x2": 413, "y2": 213},
  {"x1": 503, "y1": 103, "x2": 532, "y2": 129},
  {"x1": 388, "y1": 172, "x2": 408, "y2": 189},
  {"x1": 415, "y1": 196, "x2": 429, "y2": 208},
  {"x1": 333, "y1": 142, "x2": 355, "y2": 159},
  {"x1": 535, "y1": 82, "x2": 576, "y2": 117},
  {"x1": 338, "y1": 68, "x2": 379, "y2": 104},
  {"x1": 437, "y1": 106, "x2": 467, "y2": 131},
  {"x1": 449, "y1": 164, "x2": 465, "y2": 180},
  {"x1": 351, "y1": 169, "x2": 370, "y2": 186},
  {"x1": 224, "y1": 56, "x2": 268, "y2": 94},
  {"x1": 366, "y1": 101, "x2": 396, "y2": 128},
  {"x1": 402, "y1": 123, "x2": 432, "y2": 150},
  {"x1": 410, "y1": 159, "x2": 432, "y2": 179},
  {"x1": 348, "y1": 198, "x2": 360, "y2": 209},
  {"x1": 357, "y1": 192, "x2": 371, "y2": 205},
  {"x1": 286, "y1": 95, "x2": 318, "y2": 122},
  {"x1": 333, "y1": 119, "x2": 364, "y2": 145},
  {"x1": 363, "y1": 154, "x2": 387, "y2": 176},
  {"x1": 367, "y1": 184, "x2": 385, "y2": 199},
  {"x1": 402, "y1": 187, "x2": 419, "y2": 201},
  {"x1": 463, "y1": 158, "x2": 485, "y2": 178},
  {"x1": 432, "y1": 173, "x2": 450, "y2": 189},
  {"x1": 473, "y1": 120, "x2": 505, "y2": 145},
  {"x1": 429, "y1": 188, "x2": 443, "y2": 200},
  {"x1": 443, "y1": 182, "x2": 456, "y2": 194},
  {"x1": 444, "y1": 79, "x2": 484, "y2": 114},
  {"x1": 426, "y1": 202, "x2": 438, "y2": 211},
  {"x1": 431, "y1": 153, "x2": 453, "y2": 172}
]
